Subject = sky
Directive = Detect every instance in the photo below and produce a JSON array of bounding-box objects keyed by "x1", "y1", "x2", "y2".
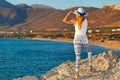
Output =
[{"x1": 7, "y1": 0, "x2": 120, "y2": 9}]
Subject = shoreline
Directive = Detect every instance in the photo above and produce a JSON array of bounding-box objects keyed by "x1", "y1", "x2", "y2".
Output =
[
  {"x1": 1, "y1": 37, "x2": 120, "y2": 50},
  {"x1": 29, "y1": 37, "x2": 73, "y2": 43},
  {"x1": 90, "y1": 40, "x2": 120, "y2": 50},
  {"x1": 29, "y1": 37, "x2": 120, "y2": 50}
]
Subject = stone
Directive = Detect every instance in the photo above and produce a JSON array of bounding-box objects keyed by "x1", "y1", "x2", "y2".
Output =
[
  {"x1": 40, "y1": 51, "x2": 120, "y2": 80},
  {"x1": 14, "y1": 76, "x2": 38, "y2": 80},
  {"x1": 14, "y1": 51, "x2": 120, "y2": 80}
]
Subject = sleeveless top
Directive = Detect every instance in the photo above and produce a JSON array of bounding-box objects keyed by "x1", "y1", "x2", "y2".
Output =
[{"x1": 74, "y1": 19, "x2": 88, "y2": 36}]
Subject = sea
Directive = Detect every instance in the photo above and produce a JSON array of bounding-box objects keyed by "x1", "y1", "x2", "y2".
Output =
[{"x1": 0, "y1": 38, "x2": 120, "y2": 80}]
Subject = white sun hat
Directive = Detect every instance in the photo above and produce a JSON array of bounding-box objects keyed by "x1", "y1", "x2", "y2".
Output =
[{"x1": 73, "y1": 7, "x2": 88, "y2": 16}]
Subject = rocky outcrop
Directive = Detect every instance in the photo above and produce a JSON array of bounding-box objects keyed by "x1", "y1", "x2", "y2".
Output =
[
  {"x1": 103, "y1": 4, "x2": 120, "y2": 10},
  {"x1": 14, "y1": 51, "x2": 120, "y2": 80},
  {"x1": 40, "y1": 51, "x2": 120, "y2": 80}
]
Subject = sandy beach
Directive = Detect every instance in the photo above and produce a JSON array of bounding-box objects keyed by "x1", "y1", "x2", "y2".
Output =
[
  {"x1": 90, "y1": 40, "x2": 120, "y2": 50},
  {"x1": 30, "y1": 37, "x2": 120, "y2": 50}
]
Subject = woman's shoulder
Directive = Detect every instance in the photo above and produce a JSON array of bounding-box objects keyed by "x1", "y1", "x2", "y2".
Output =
[{"x1": 83, "y1": 18, "x2": 88, "y2": 22}]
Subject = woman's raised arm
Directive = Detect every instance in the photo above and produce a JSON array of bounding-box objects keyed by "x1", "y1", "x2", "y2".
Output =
[{"x1": 63, "y1": 11, "x2": 74, "y2": 24}]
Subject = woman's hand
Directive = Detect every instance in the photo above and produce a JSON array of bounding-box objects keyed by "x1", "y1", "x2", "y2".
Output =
[{"x1": 67, "y1": 10, "x2": 73, "y2": 15}]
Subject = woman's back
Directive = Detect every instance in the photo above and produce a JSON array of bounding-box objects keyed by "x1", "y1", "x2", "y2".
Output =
[{"x1": 74, "y1": 19, "x2": 88, "y2": 36}]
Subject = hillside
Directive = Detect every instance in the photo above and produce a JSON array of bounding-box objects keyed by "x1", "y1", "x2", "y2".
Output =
[
  {"x1": 10, "y1": 5, "x2": 120, "y2": 31},
  {"x1": 0, "y1": 0, "x2": 15, "y2": 8},
  {"x1": 95, "y1": 5, "x2": 120, "y2": 26},
  {"x1": 16, "y1": 3, "x2": 31, "y2": 10},
  {"x1": 0, "y1": 0, "x2": 28, "y2": 26},
  {"x1": 0, "y1": 0, "x2": 120, "y2": 31}
]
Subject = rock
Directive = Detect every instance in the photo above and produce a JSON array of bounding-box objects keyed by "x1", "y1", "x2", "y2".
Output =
[
  {"x1": 14, "y1": 76, "x2": 38, "y2": 80},
  {"x1": 113, "y1": 72, "x2": 120, "y2": 80},
  {"x1": 14, "y1": 51, "x2": 120, "y2": 80},
  {"x1": 40, "y1": 51, "x2": 120, "y2": 80}
]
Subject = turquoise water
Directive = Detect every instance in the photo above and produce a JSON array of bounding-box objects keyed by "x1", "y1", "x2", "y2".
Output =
[{"x1": 0, "y1": 38, "x2": 120, "y2": 80}]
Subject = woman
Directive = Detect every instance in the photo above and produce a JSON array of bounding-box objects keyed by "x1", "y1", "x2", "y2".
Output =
[{"x1": 63, "y1": 7, "x2": 94, "y2": 79}]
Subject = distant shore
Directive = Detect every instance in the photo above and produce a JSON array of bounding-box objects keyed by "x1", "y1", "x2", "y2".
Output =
[
  {"x1": 28, "y1": 37, "x2": 120, "y2": 50},
  {"x1": 29, "y1": 37, "x2": 73, "y2": 43},
  {"x1": 90, "y1": 40, "x2": 120, "y2": 50}
]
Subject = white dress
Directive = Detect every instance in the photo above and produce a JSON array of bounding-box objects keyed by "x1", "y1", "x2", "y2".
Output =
[{"x1": 73, "y1": 19, "x2": 89, "y2": 45}]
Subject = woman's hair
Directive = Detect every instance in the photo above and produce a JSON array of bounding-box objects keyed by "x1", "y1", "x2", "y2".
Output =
[{"x1": 74, "y1": 15, "x2": 84, "y2": 30}]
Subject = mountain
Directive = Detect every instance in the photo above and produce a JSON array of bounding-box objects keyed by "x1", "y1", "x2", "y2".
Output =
[
  {"x1": 0, "y1": 0, "x2": 15, "y2": 8},
  {"x1": 16, "y1": 3, "x2": 31, "y2": 10},
  {"x1": 12, "y1": 8, "x2": 68, "y2": 30},
  {"x1": 0, "y1": 0, "x2": 28, "y2": 26},
  {"x1": 0, "y1": 0, "x2": 120, "y2": 31},
  {"x1": 91, "y1": 5, "x2": 120, "y2": 27},
  {"x1": 31, "y1": 4, "x2": 55, "y2": 9},
  {"x1": 12, "y1": 5, "x2": 120, "y2": 31}
]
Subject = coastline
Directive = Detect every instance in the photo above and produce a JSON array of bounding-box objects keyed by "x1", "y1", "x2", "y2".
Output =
[
  {"x1": 30, "y1": 37, "x2": 73, "y2": 43},
  {"x1": 9, "y1": 38, "x2": 120, "y2": 80},
  {"x1": 28, "y1": 37, "x2": 120, "y2": 50}
]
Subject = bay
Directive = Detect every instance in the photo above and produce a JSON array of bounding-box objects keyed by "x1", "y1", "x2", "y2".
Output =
[{"x1": 0, "y1": 38, "x2": 119, "y2": 80}]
